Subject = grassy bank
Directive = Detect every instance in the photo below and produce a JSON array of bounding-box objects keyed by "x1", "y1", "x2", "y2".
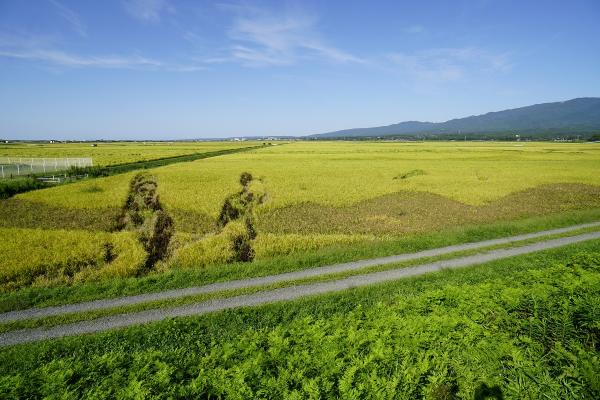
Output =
[{"x1": 1, "y1": 241, "x2": 598, "y2": 398}]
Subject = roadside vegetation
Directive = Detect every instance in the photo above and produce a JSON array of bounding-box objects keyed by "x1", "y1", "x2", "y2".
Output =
[{"x1": 1, "y1": 243, "x2": 598, "y2": 399}]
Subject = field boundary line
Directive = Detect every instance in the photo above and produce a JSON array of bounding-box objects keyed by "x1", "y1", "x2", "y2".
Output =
[{"x1": 1, "y1": 220, "x2": 599, "y2": 323}]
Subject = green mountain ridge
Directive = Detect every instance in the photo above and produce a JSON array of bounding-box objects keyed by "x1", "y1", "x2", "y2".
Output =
[{"x1": 313, "y1": 97, "x2": 600, "y2": 139}]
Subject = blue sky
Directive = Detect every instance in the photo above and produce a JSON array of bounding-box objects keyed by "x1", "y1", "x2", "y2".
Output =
[{"x1": 0, "y1": 0, "x2": 599, "y2": 140}]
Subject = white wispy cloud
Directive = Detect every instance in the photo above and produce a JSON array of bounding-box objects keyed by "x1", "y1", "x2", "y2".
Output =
[
  {"x1": 215, "y1": 4, "x2": 363, "y2": 67},
  {"x1": 388, "y1": 47, "x2": 512, "y2": 84},
  {"x1": 404, "y1": 25, "x2": 425, "y2": 34},
  {"x1": 0, "y1": 32, "x2": 204, "y2": 71},
  {"x1": 0, "y1": 48, "x2": 162, "y2": 68},
  {"x1": 123, "y1": 0, "x2": 173, "y2": 22},
  {"x1": 48, "y1": 0, "x2": 87, "y2": 37}
]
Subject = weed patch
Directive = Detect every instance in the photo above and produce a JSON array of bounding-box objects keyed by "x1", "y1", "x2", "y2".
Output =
[{"x1": 394, "y1": 169, "x2": 426, "y2": 179}]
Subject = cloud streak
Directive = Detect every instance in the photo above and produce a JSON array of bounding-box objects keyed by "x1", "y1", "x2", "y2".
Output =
[
  {"x1": 0, "y1": 32, "x2": 205, "y2": 71},
  {"x1": 215, "y1": 4, "x2": 363, "y2": 67},
  {"x1": 48, "y1": 0, "x2": 87, "y2": 37},
  {"x1": 388, "y1": 47, "x2": 512, "y2": 84},
  {"x1": 0, "y1": 48, "x2": 162, "y2": 69},
  {"x1": 123, "y1": 0, "x2": 172, "y2": 22}
]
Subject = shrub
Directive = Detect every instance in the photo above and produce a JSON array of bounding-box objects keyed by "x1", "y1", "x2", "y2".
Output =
[
  {"x1": 0, "y1": 178, "x2": 48, "y2": 199},
  {"x1": 566, "y1": 251, "x2": 600, "y2": 272}
]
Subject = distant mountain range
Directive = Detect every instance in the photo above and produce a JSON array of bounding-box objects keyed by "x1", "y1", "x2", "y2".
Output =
[{"x1": 312, "y1": 98, "x2": 600, "y2": 139}]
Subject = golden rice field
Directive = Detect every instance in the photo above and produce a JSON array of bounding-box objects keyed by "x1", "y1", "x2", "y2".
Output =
[
  {"x1": 0, "y1": 141, "x2": 257, "y2": 166},
  {"x1": 0, "y1": 228, "x2": 146, "y2": 291},
  {"x1": 15, "y1": 141, "x2": 600, "y2": 212},
  {"x1": 1, "y1": 141, "x2": 600, "y2": 290}
]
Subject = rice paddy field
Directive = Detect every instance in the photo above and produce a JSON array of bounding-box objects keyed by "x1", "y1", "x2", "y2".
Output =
[
  {"x1": 1, "y1": 140, "x2": 600, "y2": 398},
  {"x1": 1, "y1": 141, "x2": 600, "y2": 292},
  {"x1": 0, "y1": 141, "x2": 258, "y2": 167}
]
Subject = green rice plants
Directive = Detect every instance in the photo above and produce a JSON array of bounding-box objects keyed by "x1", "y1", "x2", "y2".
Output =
[
  {"x1": 80, "y1": 184, "x2": 104, "y2": 193},
  {"x1": 75, "y1": 232, "x2": 148, "y2": 281},
  {"x1": 165, "y1": 220, "x2": 251, "y2": 269},
  {"x1": 16, "y1": 141, "x2": 600, "y2": 219},
  {"x1": 164, "y1": 173, "x2": 268, "y2": 269},
  {"x1": 254, "y1": 233, "x2": 382, "y2": 258}
]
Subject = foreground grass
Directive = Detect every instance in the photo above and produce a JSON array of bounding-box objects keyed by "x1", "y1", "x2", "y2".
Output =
[
  {"x1": 2, "y1": 208, "x2": 600, "y2": 312},
  {"x1": 1, "y1": 241, "x2": 599, "y2": 399}
]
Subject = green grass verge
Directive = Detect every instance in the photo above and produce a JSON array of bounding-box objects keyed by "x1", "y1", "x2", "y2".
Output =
[
  {"x1": 1, "y1": 241, "x2": 599, "y2": 398},
  {"x1": 2, "y1": 208, "x2": 600, "y2": 313},
  {"x1": 1, "y1": 227, "x2": 599, "y2": 334}
]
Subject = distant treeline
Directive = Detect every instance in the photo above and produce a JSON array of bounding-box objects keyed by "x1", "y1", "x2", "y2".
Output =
[{"x1": 307, "y1": 130, "x2": 600, "y2": 141}]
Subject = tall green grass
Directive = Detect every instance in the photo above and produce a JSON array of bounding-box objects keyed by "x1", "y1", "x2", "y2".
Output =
[
  {"x1": 1, "y1": 242, "x2": 598, "y2": 399},
  {"x1": 0, "y1": 178, "x2": 49, "y2": 199}
]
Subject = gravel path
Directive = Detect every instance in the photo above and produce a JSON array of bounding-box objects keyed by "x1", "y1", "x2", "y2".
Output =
[
  {"x1": 1, "y1": 221, "x2": 599, "y2": 324},
  {"x1": 1, "y1": 230, "x2": 599, "y2": 346}
]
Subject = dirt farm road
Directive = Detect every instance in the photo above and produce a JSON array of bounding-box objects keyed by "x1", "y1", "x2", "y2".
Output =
[
  {"x1": 1, "y1": 223, "x2": 599, "y2": 346},
  {"x1": 3, "y1": 220, "x2": 600, "y2": 324}
]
